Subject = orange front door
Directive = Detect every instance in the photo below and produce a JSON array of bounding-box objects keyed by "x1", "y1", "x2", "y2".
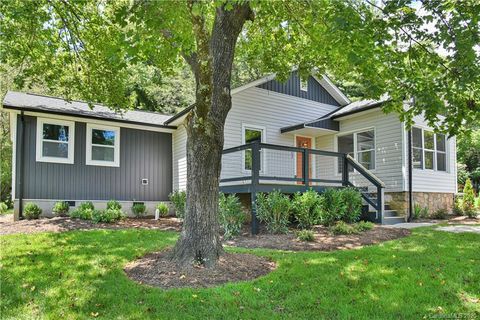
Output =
[{"x1": 296, "y1": 136, "x2": 312, "y2": 184}]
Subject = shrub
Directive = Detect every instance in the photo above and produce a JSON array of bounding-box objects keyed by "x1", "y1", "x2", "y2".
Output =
[
  {"x1": 413, "y1": 204, "x2": 429, "y2": 220},
  {"x1": 329, "y1": 221, "x2": 355, "y2": 235},
  {"x1": 131, "y1": 203, "x2": 147, "y2": 217},
  {"x1": 219, "y1": 193, "x2": 245, "y2": 239},
  {"x1": 169, "y1": 190, "x2": 186, "y2": 219},
  {"x1": 356, "y1": 221, "x2": 374, "y2": 231},
  {"x1": 322, "y1": 188, "x2": 346, "y2": 226},
  {"x1": 92, "y1": 208, "x2": 125, "y2": 223},
  {"x1": 156, "y1": 203, "x2": 169, "y2": 217},
  {"x1": 0, "y1": 202, "x2": 8, "y2": 214},
  {"x1": 339, "y1": 187, "x2": 362, "y2": 223},
  {"x1": 453, "y1": 197, "x2": 463, "y2": 216},
  {"x1": 430, "y1": 208, "x2": 448, "y2": 220},
  {"x1": 256, "y1": 190, "x2": 292, "y2": 234},
  {"x1": 106, "y1": 200, "x2": 122, "y2": 210},
  {"x1": 23, "y1": 203, "x2": 42, "y2": 220},
  {"x1": 52, "y1": 201, "x2": 69, "y2": 216},
  {"x1": 69, "y1": 202, "x2": 95, "y2": 220},
  {"x1": 292, "y1": 189, "x2": 325, "y2": 229},
  {"x1": 297, "y1": 229, "x2": 315, "y2": 242},
  {"x1": 463, "y1": 179, "x2": 477, "y2": 218}
]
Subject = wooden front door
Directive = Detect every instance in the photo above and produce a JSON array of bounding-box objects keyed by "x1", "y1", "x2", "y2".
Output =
[{"x1": 296, "y1": 136, "x2": 312, "y2": 184}]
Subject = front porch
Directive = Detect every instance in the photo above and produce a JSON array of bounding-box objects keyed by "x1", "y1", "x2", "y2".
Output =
[{"x1": 220, "y1": 141, "x2": 389, "y2": 234}]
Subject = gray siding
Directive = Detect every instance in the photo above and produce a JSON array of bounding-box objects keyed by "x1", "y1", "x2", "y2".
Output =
[
  {"x1": 257, "y1": 72, "x2": 340, "y2": 106},
  {"x1": 16, "y1": 115, "x2": 172, "y2": 201}
]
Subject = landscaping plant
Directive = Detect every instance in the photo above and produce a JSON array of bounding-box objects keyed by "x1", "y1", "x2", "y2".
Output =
[
  {"x1": 156, "y1": 203, "x2": 169, "y2": 217},
  {"x1": 256, "y1": 191, "x2": 292, "y2": 234},
  {"x1": 430, "y1": 208, "x2": 448, "y2": 220},
  {"x1": 106, "y1": 200, "x2": 122, "y2": 210},
  {"x1": 92, "y1": 208, "x2": 125, "y2": 224},
  {"x1": 322, "y1": 188, "x2": 346, "y2": 226},
  {"x1": 0, "y1": 202, "x2": 8, "y2": 214},
  {"x1": 453, "y1": 196, "x2": 463, "y2": 216},
  {"x1": 413, "y1": 204, "x2": 429, "y2": 220},
  {"x1": 169, "y1": 190, "x2": 186, "y2": 219},
  {"x1": 218, "y1": 193, "x2": 245, "y2": 239},
  {"x1": 463, "y1": 178, "x2": 477, "y2": 218},
  {"x1": 131, "y1": 203, "x2": 147, "y2": 217},
  {"x1": 69, "y1": 202, "x2": 95, "y2": 220},
  {"x1": 52, "y1": 201, "x2": 69, "y2": 216},
  {"x1": 297, "y1": 229, "x2": 315, "y2": 242},
  {"x1": 292, "y1": 189, "x2": 324, "y2": 229},
  {"x1": 329, "y1": 221, "x2": 374, "y2": 235},
  {"x1": 23, "y1": 203, "x2": 42, "y2": 220},
  {"x1": 339, "y1": 187, "x2": 362, "y2": 223},
  {"x1": 355, "y1": 221, "x2": 375, "y2": 232}
]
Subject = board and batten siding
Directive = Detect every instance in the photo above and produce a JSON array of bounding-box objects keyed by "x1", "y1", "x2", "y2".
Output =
[
  {"x1": 315, "y1": 110, "x2": 405, "y2": 192},
  {"x1": 172, "y1": 124, "x2": 188, "y2": 191},
  {"x1": 405, "y1": 114, "x2": 457, "y2": 193},
  {"x1": 172, "y1": 86, "x2": 340, "y2": 188},
  {"x1": 16, "y1": 115, "x2": 173, "y2": 201}
]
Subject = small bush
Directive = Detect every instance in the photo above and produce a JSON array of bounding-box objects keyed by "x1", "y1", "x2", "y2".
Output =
[
  {"x1": 413, "y1": 204, "x2": 429, "y2": 220},
  {"x1": 256, "y1": 190, "x2": 292, "y2": 234},
  {"x1": 339, "y1": 187, "x2": 363, "y2": 223},
  {"x1": 219, "y1": 193, "x2": 245, "y2": 239},
  {"x1": 0, "y1": 202, "x2": 8, "y2": 214},
  {"x1": 356, "y1": 221, "x2": 374, "y2": 232},
  {"x1": 463, "y1": 179, "x2": 477, "y2": 218},
  {"x1": 330, "y1": 221, "x2": 355, "y2": 235},
  {"x1": 297, "y1": 229, "x2": 315, "y2": 242},
  {"x1": 453, "y1": 197, "x2": 463, "y2": 216},
  {"x1": 322, "y1": 188, "x2": 346, "y2": 226},
  {"x1": 52, "y1": 201, "x2": 69, "y2": 216},
  {"x1": 69, "y1": 202, "x2": 95, "y2": 220},
  {"x1": 92, "y1": 208, "x2": 125, "y2": 223},
  {"x1": 156, "y1": 203, "x2": 169, "y2": 217},
  {"x1": 430, "y1": 208, "x2": 448, "y2": 220},
  {"x1": 23, "y1": 203, "x2": 42, "y2": 220},
  {"x1": 292, "y1": 189, "x2": 324, "y2": 229},
  {"x1": 169, "y1": 190, "x2": 186, "y2": 219},
  {"x1": 106, "y1": 200, "x2": 122, "y2": 210},
  {"x1": 131, "y1": 203, "x2": 147, "y2": 217}
]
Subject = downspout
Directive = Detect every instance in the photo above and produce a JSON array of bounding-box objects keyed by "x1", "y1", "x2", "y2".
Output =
[
  {"x1": 407, "y1": 102, "x2": 414, "y2": 222},
  {"x1": 18, "y1": 111, "x2": 25, "y2": 219}
]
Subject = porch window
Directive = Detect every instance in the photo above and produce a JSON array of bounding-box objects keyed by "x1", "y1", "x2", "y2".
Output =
[
  {"x1": 242, "y1": 125, "x2": 264, "y2": 171},
  {"x1": 36, "y1": 118, "x2": 75, "y2": 164},
  {"x1": 337, "y1": 129, "x2": 375, "y2": 173},
  {"x1": 412, "y1": 127, "x2": 447, "y2": 171},
  {"x1": 86, "y1": 124, "x2": 120, "y2": 167}
]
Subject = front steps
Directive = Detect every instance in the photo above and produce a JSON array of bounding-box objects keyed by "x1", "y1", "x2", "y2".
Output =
[{"x1": 362, "y1": 204, "x2": 406, "y2": 225}]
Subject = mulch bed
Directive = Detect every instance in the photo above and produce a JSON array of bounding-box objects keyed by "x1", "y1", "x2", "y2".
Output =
[
  {"x1": 124, "y1": 250, "x2": 276, "y2": 289},
  {"x1": 224, "y1": 225, "x2": 411, "y2": 251},
  {"x1": 0, "y1": 215, "x2": 181, "y2": 235}
]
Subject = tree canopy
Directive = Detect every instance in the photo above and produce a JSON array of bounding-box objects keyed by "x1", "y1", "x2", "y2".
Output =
[{"x1": 1, "y1": 0, "x2": 478, "y2": 135}]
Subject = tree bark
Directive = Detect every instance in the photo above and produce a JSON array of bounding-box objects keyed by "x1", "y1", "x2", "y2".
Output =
[{"x1": 171, "y1": 2, "x2": 254, "y2": 268}]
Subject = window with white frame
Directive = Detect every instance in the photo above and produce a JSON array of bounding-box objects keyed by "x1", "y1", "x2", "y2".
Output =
[
  {"x1": 86, "y1": 124, "x2": 120, "y2": 167},
  {"x1": 412, "y1": 127, "x2": 447, "y2": 171},
  {"x1": 36, "y1": 118, "x2": 75, "y2": 164},
  {"x1": 242, "y1": 125, "x2": 265, "y2": 171},
  {"x1": 337, "y1": 129, "x2": 375, "y2": 173}
]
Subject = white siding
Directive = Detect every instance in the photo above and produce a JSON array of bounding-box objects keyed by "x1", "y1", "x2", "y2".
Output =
[
  {"x1": 406, "y1": 114, "x2": 457, "y2": 193},
  {"x1": 172, "y1": 124, "x2": 187, "y2": 191},
  {"x1": 315, "y1": 110, "x2": 405, "y2": 192}
]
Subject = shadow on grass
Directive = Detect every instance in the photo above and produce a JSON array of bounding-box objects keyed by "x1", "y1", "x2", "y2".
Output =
[{"x1": 1, "y1": 227, "x2": 479, "y2": 319}]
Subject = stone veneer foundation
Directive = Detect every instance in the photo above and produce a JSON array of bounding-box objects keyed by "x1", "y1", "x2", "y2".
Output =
[{"x1": 385, "y1": 192, "x2": 455, "y2": 216}]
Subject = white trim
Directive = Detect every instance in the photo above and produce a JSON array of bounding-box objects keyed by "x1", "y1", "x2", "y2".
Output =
[
  {"x1": 412, "y1": 126, "x2": 448, "y2": 173},
  {"x1": 86, "y1": 123, "x2": 120, "y2": 167},
  {"x1": 231, "y1": 74, "x2": 276, "y2": 95},
  {"x1": 241, "y1": 123, "x2": 266, "y2": 174},
  {"x1": 36, "y1": 117, "x2": 75, "y2": 164},
  {"x1": 293, "y1": 134, "x2": 316, "y2": 180},
  {"x1": 8, "y1": 110, "x2": 175, "y2": 133},
  {"x1": 315, "y1": 74, "x2": 351, "y2": 106},
  {"x1": 9, "y1": 112, "x2": 17, "y2": 201},
  {"x1": 334, "y1": 126, "x2": 376, "y2": 174},
  {"x1": 300, "y1": 78, "x2": 308, "y2": 92}
]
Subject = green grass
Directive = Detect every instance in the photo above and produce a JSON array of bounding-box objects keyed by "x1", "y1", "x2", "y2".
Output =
[{"x1": 1, "y1": 227, "x2": 479, "y2": 319}]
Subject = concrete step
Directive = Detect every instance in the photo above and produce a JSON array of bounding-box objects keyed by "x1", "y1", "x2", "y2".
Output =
[
  {"x1": 384, "y1": 210, "x2": 399, "y2": 218},
  {"x1": 383, "y1": 216, "x2": 406, "y2": 225}
]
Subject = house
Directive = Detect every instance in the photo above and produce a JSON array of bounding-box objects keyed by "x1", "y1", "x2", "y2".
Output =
[{"x1": 2, "y1": 71, "x2": 457, "y2": 225}]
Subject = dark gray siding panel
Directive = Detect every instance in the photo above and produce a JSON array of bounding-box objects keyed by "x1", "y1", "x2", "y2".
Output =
[
  {"x1": 257, "y1": 72, "x2": 340, "y2": 106},
  {"x1": 16, "y1": 115, "x2": 172, "y2": 201}
]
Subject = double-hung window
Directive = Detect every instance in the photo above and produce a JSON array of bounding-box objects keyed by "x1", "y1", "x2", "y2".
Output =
[
  {"x1": 86, "y1": 124, "x2": 120, "y2": 167},
  {"x1": 242, "y1": 124, "x2": 265, "y2": 171},
  {"x1": 412, "y1": 127, "x2": 447, "y2": 171},
  {"x1": 337, "y1": 129, "x2": 375, "y2": 173},
  {"x1": 36, "y1": 118, "x2": 75, "y2": 164}
]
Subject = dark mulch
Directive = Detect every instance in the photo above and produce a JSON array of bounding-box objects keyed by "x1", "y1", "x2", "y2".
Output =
[
  {"x1": 224, "y1": 225, "x2": 411, "y2": 251},
  {"x1": 0, "y1": 215, "x2": 181, "y2": 235},
  {"x1": 124, "y1": 250, "x2": 276, "y2": 289}
]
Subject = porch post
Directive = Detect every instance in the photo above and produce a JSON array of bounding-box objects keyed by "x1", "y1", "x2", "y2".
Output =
[
  {"x1": 342, "y1": 154, "x2": 349, "y2": 186},
  {"x1": 250, "y1": 141, "x2": 260, "y2": 234},
  {"x1": 377, "y1": 186, "x2": 384, "y2": 224},
  {"x1": 303, "y1": 148, "x2": 310, "y2": 188}
]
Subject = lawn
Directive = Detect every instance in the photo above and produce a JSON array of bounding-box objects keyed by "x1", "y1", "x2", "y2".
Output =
[{"x1": 1, "y1": 227, "x2": 479, "y2": 319}]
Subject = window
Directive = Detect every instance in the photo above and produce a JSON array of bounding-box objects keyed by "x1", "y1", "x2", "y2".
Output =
[
  {"x1": 337, "y1": 129, "x2": 375, "y2": 173},
  {"x1": 412, "y1": 127, "x2": 447, "y2": 171},
  {"x1": 242, "y1": 125, "x2": 265, "y2": 171},
  {"x1": 300, "y1": 78, "x2": 308, "y2": 92},
  {"x1": 36, "y1": 118, "x2": 75, "y2": 164},
  {"x1": 86, "y1": 124, "x2": 120, "y2": 167}
]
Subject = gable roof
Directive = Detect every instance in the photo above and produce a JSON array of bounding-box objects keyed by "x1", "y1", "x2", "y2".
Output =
[{"x1": 2, "y1": 91, "x2": 176, "y2": 129}]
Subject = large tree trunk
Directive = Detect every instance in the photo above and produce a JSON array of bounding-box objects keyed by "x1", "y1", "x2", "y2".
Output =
[{"x1": 171, "y1": 2, "x2": 254, "y2": 268}]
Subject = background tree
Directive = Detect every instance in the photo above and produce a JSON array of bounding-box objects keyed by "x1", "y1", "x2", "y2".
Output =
[
  {"x1": 1, "y1": 0, "x2": 478, "y2": 267},
  {"x1": 457, "y1": 128, "x2": 480, "y2": 192}
]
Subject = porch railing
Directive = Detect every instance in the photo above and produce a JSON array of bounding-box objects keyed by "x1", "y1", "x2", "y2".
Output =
[{"x1": 220, "y1": 140, "x2": 385, "y2": 233}]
